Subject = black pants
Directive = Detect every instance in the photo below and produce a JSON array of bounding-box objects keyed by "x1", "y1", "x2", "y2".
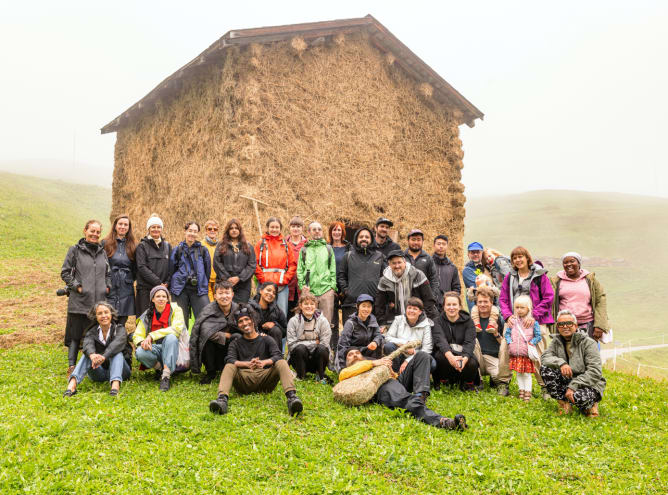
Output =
[
  {"x1": 231, "y1": 279, "x2": 252, "y2": 304},
  {"x1": 341, "y1": 306, "x2": 356, "y2": 326},
  {"x1": 262, "y1": 327, "x2": 283, "y2": 353},
  {"x1": 202, "y1": 340, "x2": 229, "y2": 376},
  {"x1": 433, "y1": 352, "x2": 480, "y2": 388},
  {"x1": 135, "y1": 287, "x2": 152, "y2": 317},
  {"x1": 288, "y1": 344, "x2": 329, "y2": 379},
  {"x1": 393, "y1": 351, "x2": 432, "y2": 395},
  {"x1": 375, "y1": 379, "x2": 443, "y2": 427},
  {"x1": 540, "y1": 366, "x2": 602, "y2": 411},
  {"x1": 172, "y1": 287, "x2": 209, "y2": 327},
  {"x1": 383, "y1": 342, "x2": 438, "y2": 373}
]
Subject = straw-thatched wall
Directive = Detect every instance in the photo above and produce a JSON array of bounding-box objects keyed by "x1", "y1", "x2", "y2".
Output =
[{"x1": 112, "y1": 31, "x2": 467, "y2": 262}]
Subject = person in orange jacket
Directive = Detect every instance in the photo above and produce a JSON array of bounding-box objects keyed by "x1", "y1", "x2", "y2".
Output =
[{"x1": 254, "y1": 217, "x2": 297, "y2": 318}]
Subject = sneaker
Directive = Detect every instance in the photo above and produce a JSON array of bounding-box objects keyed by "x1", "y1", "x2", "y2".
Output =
[
  {"x1": 585, "y1": 402, "x2": 599, "y2": 418},
  {"x1": 159, "y1": 377, "x2": 170, "y2": 392},
  {"x1": 497, "y1": 384, "x2": 510, "y2": 397},
  {"x1": 63, "y1": 389, "x2": 77, "y2": 398},
  {"x1": 109, "y1": 389, "x2": 119, "y2": 397},
  {"x1": 286, "y1": 394, "x2": 303, "y2": 417},
  {"x1": 209, "y1": 394, "x2": 229, "y2": 415},
  {"x1": 199, "y1": 373, "x2": 215, "y2": 385}
]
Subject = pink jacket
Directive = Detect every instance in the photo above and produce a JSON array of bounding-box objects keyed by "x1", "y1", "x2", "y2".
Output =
[{"x1": 504, "y1": 321, "x2": 542, "y2": 358}]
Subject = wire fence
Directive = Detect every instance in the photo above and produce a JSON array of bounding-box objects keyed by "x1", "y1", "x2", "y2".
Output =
[{"x1": 602, "y1": 334, "x2": 668, "y2": 376}]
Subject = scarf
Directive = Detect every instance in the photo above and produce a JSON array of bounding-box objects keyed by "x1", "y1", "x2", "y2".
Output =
[
  {"x1": 152, "y1": 303, "x2": 171, "y2": 331},
  {"x1": 205, "y1": 236, "x2": 217, "y2": 246},
  {"x1": 378, "y1": 265, "x2": 427, "y2": 316}
]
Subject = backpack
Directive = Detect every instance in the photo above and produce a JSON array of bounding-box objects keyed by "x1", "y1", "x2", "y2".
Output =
[
  {"x1": 258, "y1": 237, "x2": 290, "y2": 271},
  {"x1": 175, "y1": 243, "x2": 204, "y2": 276},
  {"x1": 300, "y1": 244, "x2": 334, "y2": 267}
]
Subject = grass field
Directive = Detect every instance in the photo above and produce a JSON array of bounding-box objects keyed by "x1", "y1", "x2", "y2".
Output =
[{"x1": 1, "y1": 172, "x2": 667, "y2": 493}]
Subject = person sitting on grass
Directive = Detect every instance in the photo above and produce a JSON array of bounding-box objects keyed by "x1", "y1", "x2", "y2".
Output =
[
  {"x1": 286, "y1": 291, "x2": 332, "y2": 383},
  {"x1": 189, "y1": 280, "x2": 241, "y2": 385},
  {"x1": 340, "y1": 348, "x2": 467, "y2": 430},
  {"x1": 249, "y1": 281, "x2": 288, "y2": 351},
  {"x1": 540, "y1": 309, "x2": 606, "y2": 417},
  {"x1": 209, "y1": 305, "x2": 303, "y2": 416},
  {"x1": 63, "y1": 301, "x2": 132, "y2": 397},
  {"x1": 336, "y1": 294, "x2": 383, "y2": 372},
  {"x1": 133, "y1": 286, "x2": 185, "y2": 392}
]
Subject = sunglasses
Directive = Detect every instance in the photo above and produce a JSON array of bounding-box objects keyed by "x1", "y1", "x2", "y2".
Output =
[
  {"x1": 206, "y1": 227, "x2": 219, "y2": 232},
  {"x1": 556, "y1": 321, "x2": 576, "y2": 328}
]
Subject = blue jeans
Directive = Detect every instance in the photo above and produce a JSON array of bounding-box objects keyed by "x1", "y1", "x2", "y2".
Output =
[
  {"x1": 135, "y1": 333, "x2": 178, "y2": 371},
  {"x1": 71, "y1": 353, "x2": 131, "y2": 384},
  {"x1": 383, "y1": 342, "x2": 437, "y2": 373}
]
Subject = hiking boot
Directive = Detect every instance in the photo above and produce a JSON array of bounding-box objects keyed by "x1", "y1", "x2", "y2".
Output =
[
  {"x1": 209, "y1": 394, "x2": 229, "y2": 415},
  {"x1": 159, "y1": 377, "x2": 170, "y2": 392},
  {"x1": 585, "y1": 402, "x2": 599, "y2": 418},
  {"x1": 63, "y1": 389, "x2": 77, "y2": 398},
  {"x1": 66, "y1": 365, "x2": 75, "y2": 380},
  {"x1": 439, "y1": 414, "x2": 467, "y2": 431},
  {"x1": 462, "y1": 382, "x2": 478, "y2": 393},
  {"x1": 541, "y1": 387, "x2": 552, "y2": 401},
  {"x1": 454, "y1": 414, "x2": 468, "y2": 431},
  {"x1": 557, "y1": 399, "x2": 572, "y2": 415},
  {"x1": 497, "y1": 384, "x2": 510, "y2": 397},
  {"x1": 286, "y1": 391, "x2": 303, "y2": 417},
  {"x1": 199, "y1": 373, "x2": 215, "y2": 385}
]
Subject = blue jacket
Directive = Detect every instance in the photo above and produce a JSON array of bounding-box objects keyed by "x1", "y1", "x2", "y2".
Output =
[{"x1": 169, "y1": 241, "x2": 211, "y2": 297}]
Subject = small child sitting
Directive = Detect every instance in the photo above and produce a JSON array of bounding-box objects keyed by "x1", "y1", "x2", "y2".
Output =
[
  {"x1": 504, "y1": 295, "x2": 542, "y2": 402},
  {"x1": 467, "y1": 274, "x2": 500, "y2": 334}
]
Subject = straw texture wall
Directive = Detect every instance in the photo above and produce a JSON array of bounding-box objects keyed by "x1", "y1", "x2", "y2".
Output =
[{"x1": 112, "y1": 31, "x2": 467, "y2": 262}]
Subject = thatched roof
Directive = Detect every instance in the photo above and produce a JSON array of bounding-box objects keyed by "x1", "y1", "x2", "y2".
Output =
[{"x1": 101, "y1": 14, "x2": 484, "y2": 134}]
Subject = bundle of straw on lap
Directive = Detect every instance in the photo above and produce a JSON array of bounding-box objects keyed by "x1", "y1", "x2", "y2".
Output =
[{"x1": 333, "y1": 340, "x2": 421, "y2": 406}]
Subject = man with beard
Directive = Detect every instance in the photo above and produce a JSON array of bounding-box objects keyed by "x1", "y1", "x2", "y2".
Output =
[
  {"x1": 403, "y1": 229, "x2": 440, "y2": 302},
  {"x1": 336, "y1": 227, "x2": 385, "y2": 323},
  {"x1": 372, "y1": 217, "x2": 400, "y2": 260},
  {"x1": 432, "y1": 234, "x2": 461, "y2": 307}
]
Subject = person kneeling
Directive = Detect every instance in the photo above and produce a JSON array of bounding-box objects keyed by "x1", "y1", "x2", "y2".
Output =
[
  {"x1": 63, "y1": 301, "x2": 132, "y2": 397},
  {"x1": 134, "y1": 286, "x2": 185, "y2": 392},
  {"x1": 209, "y1": 305, "x2": 303, "y2": 416},
  {"x1": 341, "y1": 349, "x2": 467, "y2": 430},
  {"x1": 287, "y1": 291, "x2": 332, "y2": 383}
]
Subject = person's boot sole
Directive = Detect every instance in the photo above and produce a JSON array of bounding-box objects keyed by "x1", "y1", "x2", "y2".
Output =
[
  {"x1": 454, "y1": 414, "x2": 468, "y2": 431},
  {"x1": 209, "y1": 400, "x2": 228, "y2": 415},
  {"x1": 288, "y1": 398, "x2": 303, "y2": 417}
]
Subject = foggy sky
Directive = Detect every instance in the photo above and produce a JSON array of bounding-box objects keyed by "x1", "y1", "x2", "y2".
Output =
[{"x1": 1, "y1": 1, "x2": 666, "y2": 197}]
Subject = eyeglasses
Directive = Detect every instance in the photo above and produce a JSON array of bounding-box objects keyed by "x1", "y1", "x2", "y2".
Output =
[
  {"x1": 206, "y1": 227, "x2": 219, "y2": 232},
  {"x1": 556, "y1": 321, "x2": 576, "y2": 328}
]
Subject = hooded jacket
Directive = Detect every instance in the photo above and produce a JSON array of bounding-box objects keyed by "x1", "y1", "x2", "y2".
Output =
[
  {"x1": 213, "y1": 242, "x2": 256, "y2": 302},
  {"x1": 189, "y1": 300, "x2": 240, "y2": 372},
  {"x1": 432, "y1": 310, "x2": 476, "y2": 358},
  {"x1": 61, "y1": 238, "x2": 112, "y2": 315},
  {"x1": 254, "y1": 234, "x2": 297, "y2": 288},
  {"x1": 385, "y1": 312, "x2": 433, "y2": 362},
  {"x1": 372, "y1": 236, "x2": 401, "y2": 259},
  {"x1": 376, "y1": 264, "x2": 439, "y2": 325},
  {"x1": 432, "y1": 254, "x2": 461, "y2": 305},
  {"x1": 297, "y1": 238, "x2": 337, "y2": 296},
  {"x1": 336, "y1": 228, "x2": 385, "y2": 308},
  {"x1": 286, "y1": 311, "x2": 332, "y2": 360},
  {"x1": 541, "y1": 332, "x2": 606, "y2": 396},
  {"x1": 551, "y1": 271, "x2": 609, "y2": 332},
  {"x1": 169, "y1": 240, "x2": 211, "y2": 297},
  {"x1": 404, "y1": 249, "x2": 440, "y2": 301},
  {"x1": 135, "y1": 236, "x2": 172, "y2": 290},
  {"x1": 499, "y1": 265, "x2": 555, "y2": 325},
  {"x1": 336, "y1": 312, "x2": 383, "y2": 371},
  {"x1": 249, "y1": 295, "x2": 288, "y2": 338},
  {"x1": 82, "y1": 322, "x2": 132, "y2": 367}
]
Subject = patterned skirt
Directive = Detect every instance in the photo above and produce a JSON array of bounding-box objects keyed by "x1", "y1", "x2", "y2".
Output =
[{"x1": 509, "y1": 355, "x2": 535, "y2": 373}]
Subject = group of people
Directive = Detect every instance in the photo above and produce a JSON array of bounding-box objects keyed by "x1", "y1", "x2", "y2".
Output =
[{"x1": 60, "y1": 213, "x2": 610, "y2": 427}]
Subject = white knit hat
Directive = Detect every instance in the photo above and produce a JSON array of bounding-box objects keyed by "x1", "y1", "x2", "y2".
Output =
[
  {"x1": 561, "y1": 251, "x2": 582, "y2": 265},
  {"x1": 146, "y1": 215, "x2": 164, "y2": 231}
]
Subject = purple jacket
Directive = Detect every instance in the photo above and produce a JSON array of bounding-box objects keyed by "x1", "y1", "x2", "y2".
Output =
[{"x1": 499, "y1": 266, "x2": 555, "y2": 324}]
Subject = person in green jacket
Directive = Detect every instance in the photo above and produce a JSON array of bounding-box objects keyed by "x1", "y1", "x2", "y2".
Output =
[
  {"x1": 540, "y1": 309, "x2": 606, "y2": 417},
  {"x1": 297, "y1": 221, "x2": 337, "y2": 332}
]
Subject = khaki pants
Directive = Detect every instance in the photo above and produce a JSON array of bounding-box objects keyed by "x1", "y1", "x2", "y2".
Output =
[
  {"x1": 315, "y1": 289, "x2": 336, "y2": 328},
  {"x1": 217, "y1": 360, "x2": 295, "y2": 395},
  {"x1": 474, "y1": 339, "x2": 511, "y2": 385}
]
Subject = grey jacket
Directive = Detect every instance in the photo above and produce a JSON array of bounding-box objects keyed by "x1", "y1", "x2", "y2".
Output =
[
  {"x1": 541, "y1": 332, "x2": 606, "y2": 396},
  {"x1": 61, "y1": 238, "x2": 111, "y2": 315},
  {"x1": 286, "y1": 311, "x2": 332, "y2": 360}
]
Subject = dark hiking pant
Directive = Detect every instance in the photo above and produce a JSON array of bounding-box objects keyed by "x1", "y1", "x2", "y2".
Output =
[
  {"x1": 383, "y1": 342, "x2": 437, "y2": 373},
  {"x1": 218, "y1": 360, "x2": 295, "y2": 395},
  {"x1": 375, "y1": 379, "x2": 443, "y2": 427},
  {"x1": 172, "y1": 287, "x2": 209, "y2": 327},
  {"x1": 289, "y1": 344, "x2": 329, "y2": 379},
  {"x1": 540, "y1": 366, "x2": 601, "y2": 411},
  {"x1": 434, "y1": 353, "x2": 480, "y2": 388},
  {"x1": 202, "y1": 340, "x2": 229, "y2": 376}
]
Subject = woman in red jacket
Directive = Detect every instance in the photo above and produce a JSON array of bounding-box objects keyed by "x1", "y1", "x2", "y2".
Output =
[{"x1": 255, "y1": 217, "x2": 297, "y2": 318}]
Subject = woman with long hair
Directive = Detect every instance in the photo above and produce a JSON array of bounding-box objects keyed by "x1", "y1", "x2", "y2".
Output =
[
  {"x1": 327, "y1": 221, "x2": 350, "y2": 355},
  {"x1": 102, "y1": 214, "x2": 137, "y2": 327},
  {"x1": 213, "y1": 219, "x2": 256, "y2": 303}
]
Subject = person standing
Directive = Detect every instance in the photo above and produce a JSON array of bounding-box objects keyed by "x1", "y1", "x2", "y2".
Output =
[
  {"x1": 372, "y1": 217, "x2": 401, "y2": 259},
  {"x1": 328, "y1": 221, "x2": 350, "y2": 350},
  {"x1": 102, "y1": 214, "x2": 136, "y2": 327},
  {"x1": 213, "y1": 219, "x2": 256, "y2": 303},
  {"x1": 135, "y1": 215, "x2": 172, "y2": 317},
  {"x1": 254, "y1": 217, "x2": 297, "y2": 318},
  {"x1": 336, "y1": 227, "x2": 384, "y2": 324},
  {"x1": 285, "y1": 216, "x2": 307, "y2": 314},
  {"x1": 170, "y1": 221, "x2": 211, "y2": 325},
  {"x1": 432, "y1": 234, "x2": 461, "y2": 307},
  {"x1": 462, "y1": 241, "x2": 485, "y2": 312},
  {"x1": 297, "y1": 221, "x2": 337, "y2": 329},
  {"x1": 202, "y1": 220, "x2": 220, "y2": 301},
  {"x1": 61, "y1": 220, "x2": 111, "y2": 377},
  {"x1": 404, "y1": 229, "x2": 440, "y2": 302}
]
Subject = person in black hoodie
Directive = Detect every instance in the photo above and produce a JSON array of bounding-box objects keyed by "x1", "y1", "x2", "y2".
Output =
[
  {"x1": 61, "y1": 220, "x2": 111, "y2": 377},
  {"x1": 135, "y1": 215, "x2": 172, "y2": 317},
  {"x1": 336, "y1": 227, "x2": 385, "y2": 324},
  {"x1": 248, "y1": 281, "x2": 288, "y2": 351},
  {"x1": 372, "y1": 217, "x2": 401, "y2": 259},
  {"x1": 335, "y1": 294, "x2": 383, "y2": 372},
  {"x1": 208, "y1": 304, "x2": 303, "y2": 417},
  {"x1": 432, "y1": 291, "x2": 480, "y2": 391},
  {"x1": 432, "y1": 234, "x2": 461, "y2": 306},
  {"x1": 404, "y1": 229, "x2": 440, "y2": 302},
  {"x1": 189, "y1": 281, "x2": 241, "y2": 384},
  {"x1": 63, "y1": 302, "x2": 131, "y2": 397}
]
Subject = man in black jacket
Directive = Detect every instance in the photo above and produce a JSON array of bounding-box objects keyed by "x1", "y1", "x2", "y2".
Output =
[
  {"x1": 190, "y1": 281, "x2": 240, "y2": 384},
  {"x1": 337, "y1": 227, "x2": 385, "y2": 323},
  {"x1": 376, "y1": 251, "x2": 439, "y2": 328},
  {"x1": 432, "y1": 234, "x2": 461, "y2": 306},
  {"x1": 404, "y1": 229, "x2": 440, "y2": 302},
  {"x1": 135, "y1": 216, "x2": 172, "y2": 316},
  {"x1": 372, "y1": 217, "x2": 401, "y2": 259},
  {"x1": 209, "y1": 305, "x2": 303, "y2": 416}
]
